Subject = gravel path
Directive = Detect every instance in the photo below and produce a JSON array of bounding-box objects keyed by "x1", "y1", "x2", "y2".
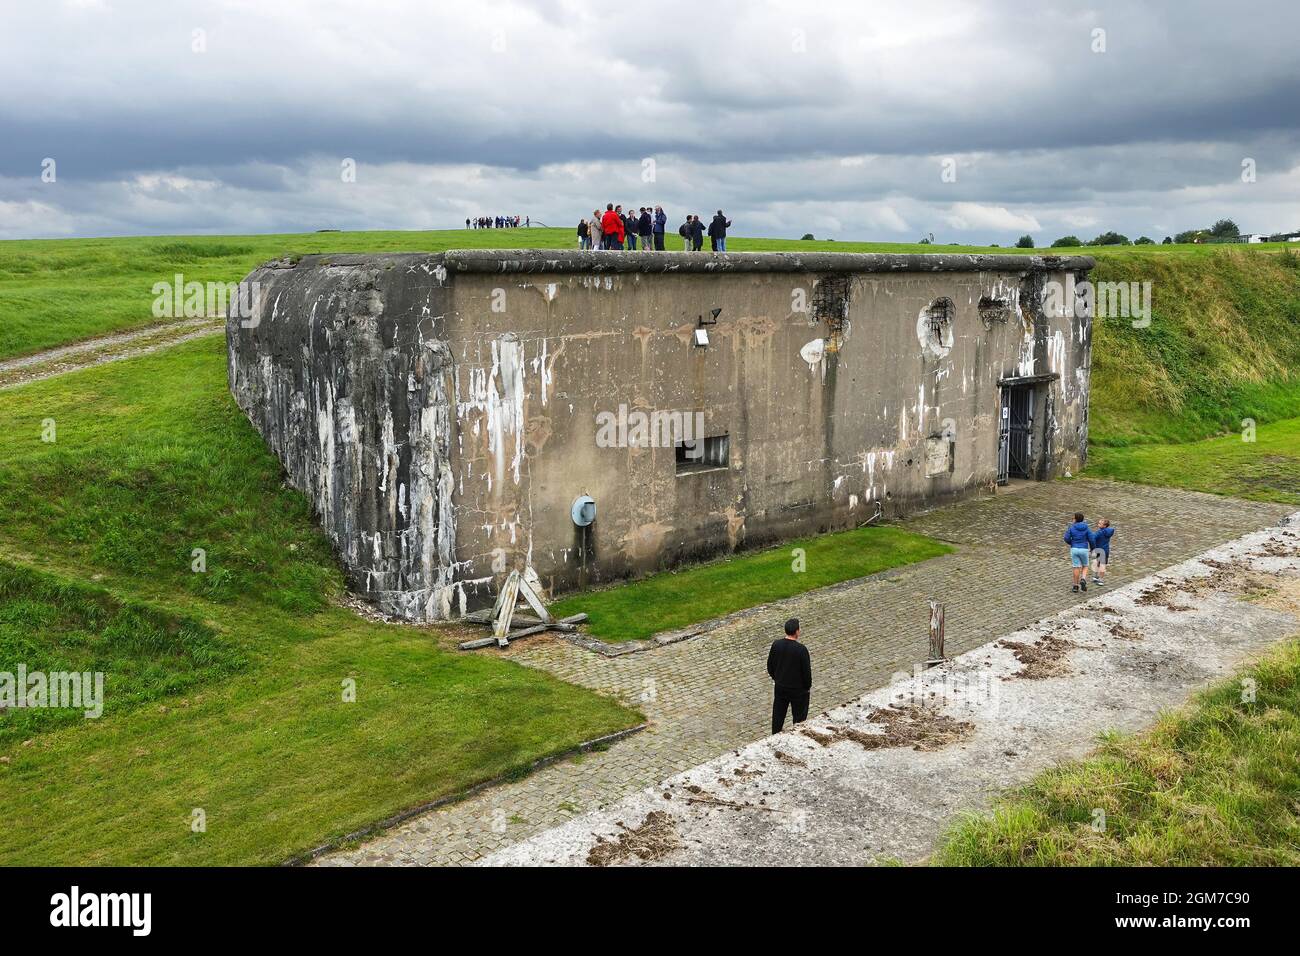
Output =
[{"x1": 0, "y1": 318, "x2": 223, "y2": 389}]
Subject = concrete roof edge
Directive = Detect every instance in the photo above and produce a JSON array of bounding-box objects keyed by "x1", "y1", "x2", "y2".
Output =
[
  {"x1": 438, "y1": 249, "x2": 1097, "y2": 275},
  {"x1": 262, "y1": 249, "x2": 1096, "y2": 276}
]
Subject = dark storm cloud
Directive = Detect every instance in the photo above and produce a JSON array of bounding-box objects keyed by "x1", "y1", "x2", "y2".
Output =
[{"x1": 2, "y1": 0, "x2": 1298, "y2": 240}]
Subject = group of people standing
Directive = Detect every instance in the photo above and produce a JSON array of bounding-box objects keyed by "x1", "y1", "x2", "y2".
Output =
[
  {"x1": 577, "y1": 205, "x2": 734, "y2": 252},
  {"x1": 579, "y1": 204, "x2": 666, "y2": 250},
  {"x1": 469, "y1": 215, "x2": 527, "y2": 229}
]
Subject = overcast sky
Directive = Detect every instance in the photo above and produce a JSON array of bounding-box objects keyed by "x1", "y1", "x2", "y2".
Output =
[{"x1": 3, "y1": 0, "x2": 1299, "y2": 243}]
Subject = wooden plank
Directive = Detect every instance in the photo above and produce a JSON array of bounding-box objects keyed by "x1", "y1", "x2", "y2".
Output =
[
  {"x1": 493, "y1": 572, "x2": 521, "y2": 644},
  {"x1": 463, "y1": 611, "x2": 587, "y2": 629},
  {"x1": 517, "y1": 576, "x2": 553, "y2": 624},
  {"x1": 459, "y1": 625, "x2": 547, "y2": 651},
  {"x1": 510, "y1": 624, "x2": 549, "y2": 638},
  {"x1": 458, "y1": 620, "x2": 582, "y2": 651}
]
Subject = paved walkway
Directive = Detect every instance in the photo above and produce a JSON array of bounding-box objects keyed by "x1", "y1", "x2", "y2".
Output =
[
  {"x1": 484, "y1": 518, "x2": 1300, "y2": 866},
  {"x1": 315, "y1": 478, "x2": 1290, "y2": 865}
]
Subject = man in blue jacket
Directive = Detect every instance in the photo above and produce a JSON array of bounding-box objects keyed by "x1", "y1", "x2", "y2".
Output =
[
  {"x1": 653, "y1": 205, "x2": 667, "y2": 250},
  {"x1": 1090, "y1": 518, "x2": 1115, "y2": 587},
  {"x1": 1064, "y1": 512, "x2": 1092, "y2": 593}
]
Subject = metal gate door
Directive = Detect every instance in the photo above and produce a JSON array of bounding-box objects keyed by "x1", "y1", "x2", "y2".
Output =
[{"x1": 1006, "y1": 385, "x2": 1034, "y2": 479}]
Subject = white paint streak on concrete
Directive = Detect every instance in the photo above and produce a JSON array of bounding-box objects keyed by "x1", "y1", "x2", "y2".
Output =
[{"x1": 799, "y1": 338, "x2": 825, "y2": 372}]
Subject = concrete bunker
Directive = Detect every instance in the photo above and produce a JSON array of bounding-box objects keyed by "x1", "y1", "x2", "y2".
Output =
[{"x1": 226, "y1": 250, "x2": 1094, "y2": 621}]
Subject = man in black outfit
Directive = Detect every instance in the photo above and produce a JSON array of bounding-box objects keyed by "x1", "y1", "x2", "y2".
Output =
[{"x1": 767, "y1": 617, "x2": 812, "y2": 734}]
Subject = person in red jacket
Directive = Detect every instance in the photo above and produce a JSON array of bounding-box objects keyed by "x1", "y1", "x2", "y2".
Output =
[
  {"x1": 598, "y1": 204, "x2": 619, "y2": 249},
  {"x1": 602, "y1": 203, "x2": 626, "y2": 249},
  {"x1": 598, "y1": 204, "x2": 618, "y2": 249}
]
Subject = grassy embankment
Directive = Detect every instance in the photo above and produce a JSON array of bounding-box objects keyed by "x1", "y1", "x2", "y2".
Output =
[
  {"x1": 1084, "y1": 247, "x2": 1300, "y2": 504},
  {"x1": 0, "y1": 337, "x2": 640, "y2": 865},
  {"x1": 937, "y1": 638, "x2": 1300, "y2": 865}
]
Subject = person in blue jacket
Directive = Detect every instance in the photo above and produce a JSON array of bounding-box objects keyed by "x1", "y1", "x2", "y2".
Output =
[
  {"x1": 1089, "y1": 518, "x2": 1115, "y2": 587},
  {"x1": 1064, "y1": 512, "x2": 1092, "y2": 593},
  {"x1": 653, "y1": 205, "x2": 667, "y2": 250}
]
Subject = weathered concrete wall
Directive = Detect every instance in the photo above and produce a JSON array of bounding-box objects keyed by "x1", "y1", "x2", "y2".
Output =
[
  {"x1": 227, "y1": 250, "x2": 1093, "y2": 620},
  {"x1": 226, "y1": 254, "x2": 460, "y2": 618}
]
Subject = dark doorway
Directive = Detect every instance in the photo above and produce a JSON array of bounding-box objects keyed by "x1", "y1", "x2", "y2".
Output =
[
  {"x1": 1003, "y1": 385, "x2": 1034, "y2": 479},
  {"x1": 998, "y1": 375, "x2": 1055, "y2": 484}
]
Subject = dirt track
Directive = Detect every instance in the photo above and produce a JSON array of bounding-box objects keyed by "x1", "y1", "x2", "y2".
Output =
[{"x1": 0, "y1": 317, "x2": 224, "y2": 389}]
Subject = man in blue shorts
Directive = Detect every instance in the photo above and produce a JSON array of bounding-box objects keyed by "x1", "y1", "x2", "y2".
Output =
[{"x1": 1064, "y1": 512, "x2": 1092, "y2": 593}]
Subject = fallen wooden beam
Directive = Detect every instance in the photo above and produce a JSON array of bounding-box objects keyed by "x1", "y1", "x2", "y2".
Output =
[
  {"x1": 459, "y1": 635, "x2": 508, "y2": 651},
  {"x1": 462, "y1": 611, "x2": 588, "y2": 629},
  {"x1": 456, "y1": 614, "x2": 589, "y2": 651}
]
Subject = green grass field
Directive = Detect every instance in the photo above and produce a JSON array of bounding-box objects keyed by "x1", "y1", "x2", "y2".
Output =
[
  {"x1": 1087, "y1": 416, "x2": 1300, "y2": 505},
  {"x1": 0, "y1": 559, "x2": 245, "y2": 744},
  {"x1": 0, "y1": 336, "x2": 640, "y2": 865},
  {"x1": 550, "y1": 525, "x2": 952, "y2": 642},
  {"x1": 936, "y1": 639, "x2": 1300, "y2": 865}
]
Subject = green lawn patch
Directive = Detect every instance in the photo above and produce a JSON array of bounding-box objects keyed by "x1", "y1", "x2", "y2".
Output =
[
  {"x1": 549, "y1": 525, "x2": 952, "y2": 642},
  {"x1": 0, "y1": 560, "x2": 244, "y2": 744},
  {"x1": 935, "y1": 639, "x2": 1300, "y2": 866},
  {"x1": 0, "y1": 337, "x2": 640, "y2": 865},
  {"x1": 1087, "y1": 415, "x2": 1300, "y2": 506}
]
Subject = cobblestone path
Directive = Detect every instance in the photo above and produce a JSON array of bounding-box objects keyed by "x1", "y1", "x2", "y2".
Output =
[{"x1": 316, "y1": 479, "x2": 1289, "y2": 865}]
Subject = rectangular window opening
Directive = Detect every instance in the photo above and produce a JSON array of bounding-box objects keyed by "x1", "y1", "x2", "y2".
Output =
[{"x1": 676, "y1": 434, "x2": 730, "y2": 473}]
